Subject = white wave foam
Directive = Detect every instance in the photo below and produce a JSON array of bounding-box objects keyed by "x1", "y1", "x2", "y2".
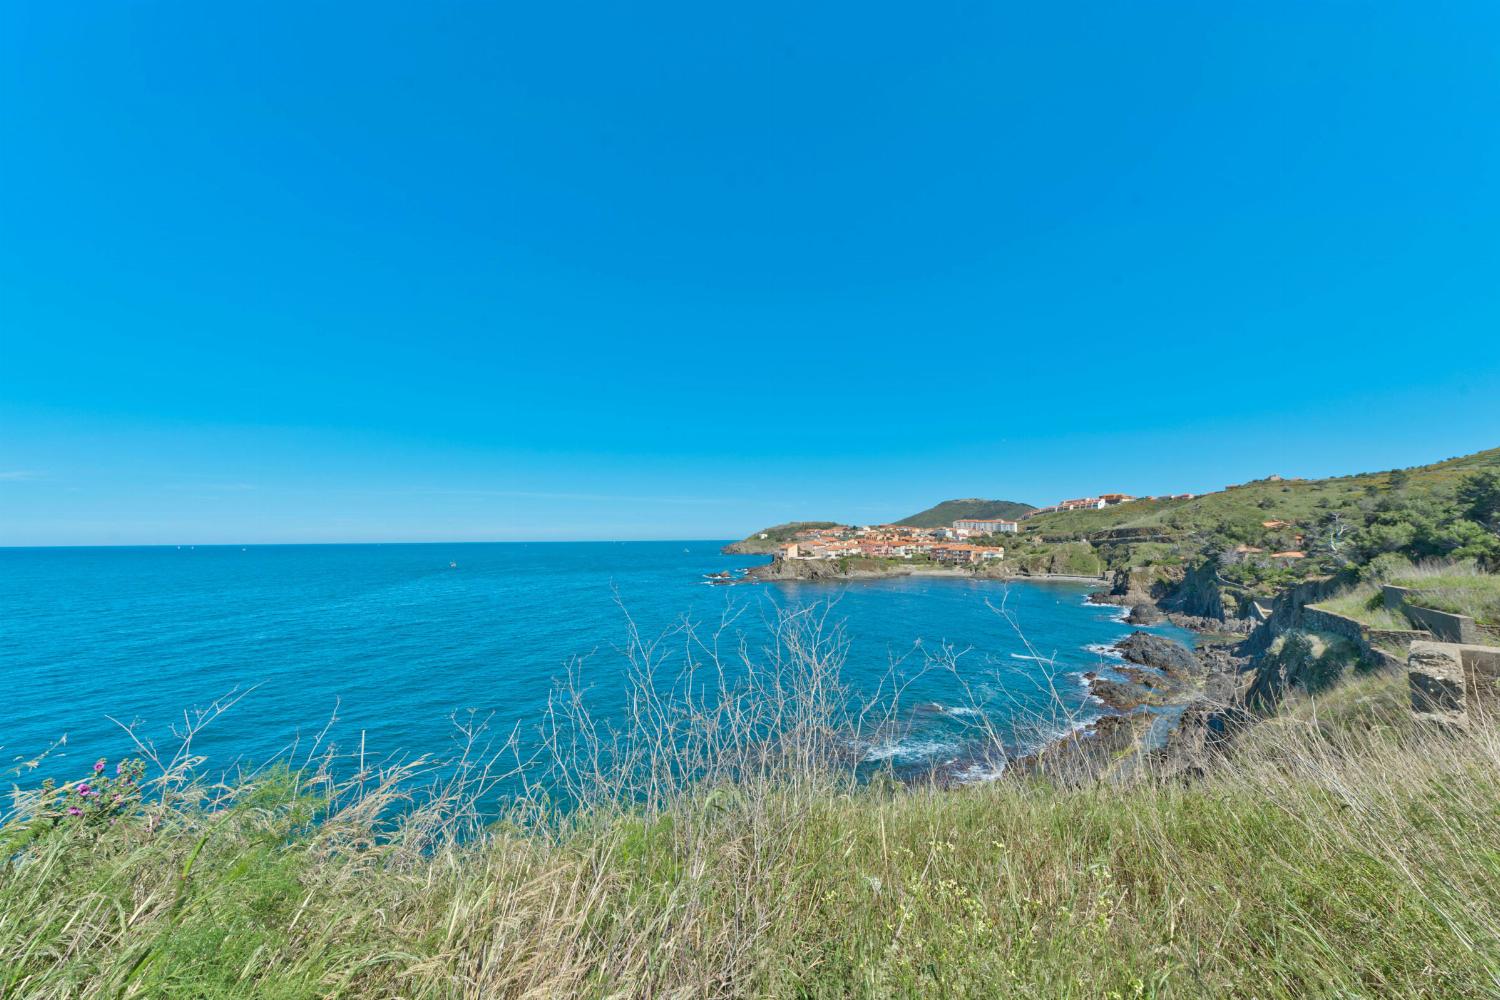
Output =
[
  {"x1": 1084, "y1": 642, "x2": 1124, "y2": 661},
  {"x1": 952, "y1": 759, "x2": 1007, "y2": 784},
  {"x1": 863, "y1": 737, "x2": 960, "y2": 764}
]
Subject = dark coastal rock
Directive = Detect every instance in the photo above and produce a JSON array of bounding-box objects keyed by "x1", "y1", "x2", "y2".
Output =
[
  {"x1": 1166, "y1": 613, "x2": 1256, "y2": 635},
  {"x1": 1089, "y1": 664, "x2": 1186, "y2": 711},
  {"x1": 1088, "y1": 678, "x2": 1149, "y2": 710},
  {"x1": 1113, "y1": 631, "x2": 1202, "y2": 679},
  {"x1": 1156, "y1": 704, "x2": 1228, "y2": 777},
  {"x1": 745, "y1": 557, "x2": 879, "y2": 583},
  {"x1": 1010, "y1": 713, "x2": 1145, "y2": 784},
  {"x1": 1018, "y1": 632, "x2": 1256, "y2": 786},
  {"x1": 1118, "y1": 666, "x2": 1178, "y2": 691},
  {"x1": 1126, "y1": 603, "x2": 1163, "y2": 625},
  {"x1": 1161, "y1": 558, "x2": 1228, "y2": 619},
  {"x1": 1243, "y1": 630, "x2": 1365, "y2": 711}
]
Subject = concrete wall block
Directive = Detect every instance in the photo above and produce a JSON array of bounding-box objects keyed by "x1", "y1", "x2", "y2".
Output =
[
  {"x1": 1408, "y1": 641, "x2": 1470, "y2": 728},
  {"x1": 1405, "y1": 604, "x2": 1479, "y2": 644},
  {"x1": 1461, "y1": 647, "x2": 1500, "y2": 722},
  {"x1": 1383, "y1": 584, "x2": 1414, "y2": 612}
]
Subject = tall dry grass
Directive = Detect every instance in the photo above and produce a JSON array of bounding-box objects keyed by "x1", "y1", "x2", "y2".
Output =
[{"x1": 2, "y1": 606, "x2": 1499, "y2": 998}]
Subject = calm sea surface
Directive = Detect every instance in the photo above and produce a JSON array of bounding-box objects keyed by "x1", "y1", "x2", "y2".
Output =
[{"x1": 0, "y1": 543, "x2": 1188, "y2": 787}]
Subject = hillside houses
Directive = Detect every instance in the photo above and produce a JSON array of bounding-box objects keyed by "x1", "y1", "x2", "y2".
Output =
[
  {"x1": 768, "y1": 488, "x2": 1180, "y2": 566},
  {"x1": 777, "y1": 522, "x2": 1005, "y2": 565},
  {"x1": 1024, "y1": 493, "x2": 1139, "y2": 517},
  {"x1": 953, "y1": 517, "x2": 1019, "y2": 536}
]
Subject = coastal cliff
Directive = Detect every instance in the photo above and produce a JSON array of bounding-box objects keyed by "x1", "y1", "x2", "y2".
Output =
[{"x1": 739, "y1": 554, "x2": 1105, "y2": 585}]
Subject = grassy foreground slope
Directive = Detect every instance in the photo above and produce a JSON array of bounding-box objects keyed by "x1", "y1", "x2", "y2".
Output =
[{"x1": 3, "y1": 670, "x2": 1499, "y2": 998}]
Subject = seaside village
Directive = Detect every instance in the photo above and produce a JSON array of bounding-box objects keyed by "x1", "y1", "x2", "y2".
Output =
[{"x1": 774, "y1": 493, "x2": 1172, "y2": 566}]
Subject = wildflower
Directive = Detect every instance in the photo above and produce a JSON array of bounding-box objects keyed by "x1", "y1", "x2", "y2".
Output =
[
  {"x1": 94, "y1": 760, "x2": 106, "y2": 773},
  {"x1": 67, "y1": 807, "x2": 82, "y2": 817},
  {"x1": 77, "y1": 784, "x2": 92, "y2": 796}
]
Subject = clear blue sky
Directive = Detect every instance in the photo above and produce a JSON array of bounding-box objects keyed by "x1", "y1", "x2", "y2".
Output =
[{"x1": 3, "y1": 2, "x2": 1499, "y2": 545}]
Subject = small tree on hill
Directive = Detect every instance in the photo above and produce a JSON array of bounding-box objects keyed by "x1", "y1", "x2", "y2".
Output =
[
  {"x1": 1323, "y1": 510, "x2": 1349, "y2": 556},
  {"x1": 1457, "y1": 470, "x2": 1500, "y2": 527}
]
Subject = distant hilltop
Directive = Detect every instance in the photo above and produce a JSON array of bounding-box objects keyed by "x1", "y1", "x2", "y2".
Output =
[{"x1": 895, "y1": 498, "x2": 1035, "y2": 529}]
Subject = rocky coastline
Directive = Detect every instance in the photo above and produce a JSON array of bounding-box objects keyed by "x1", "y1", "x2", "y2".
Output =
[
  {"x1": 718, "y1": 554, "x2": 1106, "y2": 587},
  {"x1": 715, "y1": 541, "x2": 1371, "y2": 788},
  {"x1": 1009, "y1": 626, "x2": 1247, "y2": 783},
  {"x1": 723, "y1": 554, "x2": 1251, "y2": 782}
]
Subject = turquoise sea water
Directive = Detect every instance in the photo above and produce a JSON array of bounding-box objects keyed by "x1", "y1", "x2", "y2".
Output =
[{"x1": 0, "y1": 543, "x2": 1189, "y2": 788}]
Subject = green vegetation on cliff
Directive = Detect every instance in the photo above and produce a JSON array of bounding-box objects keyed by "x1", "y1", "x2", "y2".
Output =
[
  {"x1": 1311, "y1": 583, "x2": 1411, "y2": 631},
  {"x1": 1023, "y1": 446, "x2": 1500, "y2": 607},
  {"x1": 895, "y1": 497, "x2": 1035, "y2": 528},
  {"x1": 1391, "y1": 561, "x2": 1500, "y2": 624},
  {"x1": 1027, "y1": 447, "x2": 1500, "y2": 549},
  {"x1": 993, "y1": 537, "x2": 1104, "y2": 577}
]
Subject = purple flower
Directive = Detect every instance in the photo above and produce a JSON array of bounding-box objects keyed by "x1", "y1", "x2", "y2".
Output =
[
  {"x1": 67, "y1": 806, "x2": 82, "y2": 817},
  {"x1": 77, "y1": 784, "x2": 92, "y2": 796},
  {"x1": 94, "y1": 760, "x2": 106, "y2": 773}
]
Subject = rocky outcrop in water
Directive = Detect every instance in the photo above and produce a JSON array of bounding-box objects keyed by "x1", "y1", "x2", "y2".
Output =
[{"x1": 1113, "y1": 631, "x2": 1202, "y2": 679}]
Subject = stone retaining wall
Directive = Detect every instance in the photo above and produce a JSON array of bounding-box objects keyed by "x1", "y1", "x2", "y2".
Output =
[
  {"x1": 1239, "y1": 576, "x2": 1343, "y2": 657},
  {"x1": 1381, "y1": 585, "x2": 1492, "y2": 645},
  {"x1": 1300, "y1": 606, "x2": 1365, "y2": 644},
  {"x1": 1301, "y1": 605, "x2": 1429, "y2": 666},
  {"x1": 1368, "y1": 626, "x2": 1432, "y2": 647},
  {"x1": 1409, "y1": 641, "x2": 1500, "y2": 727},
  {"x1": 1407, "y1": 605, "x2": 1484, "y2": 644},
  {"x1": 1381, "y1": 584, "x2": 1415, "y2": 612}
]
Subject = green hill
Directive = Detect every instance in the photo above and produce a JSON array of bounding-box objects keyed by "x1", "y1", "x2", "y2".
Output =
[
  {"x1": 722, "y1": 521, "x2": 841, "y2": 554},
  {"x1": 895, "y1": 498, "x2": 1035, "y2": 529},
  {"x1": 1022, "y1": 446, "x2": 1500, "y2": 542},
  {"x1": 993, "y1": 445, "x2": 1500, "y2": 613}
]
